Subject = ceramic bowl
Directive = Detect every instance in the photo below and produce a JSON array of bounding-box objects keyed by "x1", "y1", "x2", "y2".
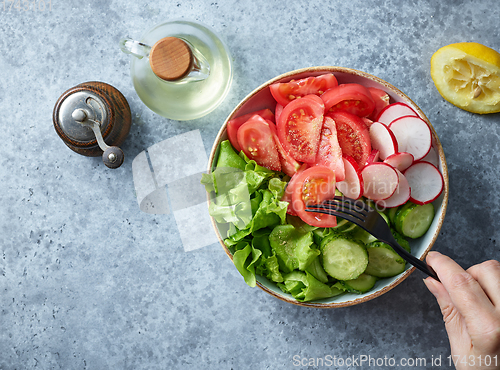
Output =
[{"x1": 208, "y1": 66, "x2": 449, "y2": 308}]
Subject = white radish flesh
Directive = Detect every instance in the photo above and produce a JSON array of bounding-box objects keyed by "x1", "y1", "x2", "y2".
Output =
[
  {"x1": 384, "y1": 152, "x2": 414, "y2": 172},
  {"x1": 420, "y1": 146, "x2": 439, "y2": 168},
  {"x1": 376, "y1": 169, "x2": 411, "y2": 208},
  {"x1": 376, "y1": 102, "x2": 418, "y2": 126},
  {"x1": 336, "y1": 156, "x2": 364, "y2": 199},
  {"x1": 361, "y1": 162, "x2": 399, "y2": 201},
  {"x1": 369, "y1": 122, "x2": 398, "y2": 160},
  {"x1": 389, "y1": 116, "x2": 432, "y2": 161},
  {"x1": 404, "y1": 162, "x2": 444, "y2": 205}
]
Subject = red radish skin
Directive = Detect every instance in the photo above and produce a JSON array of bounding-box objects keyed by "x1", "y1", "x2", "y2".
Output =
[
  {"x1": 404, "y1": 162, "x2": 444, "y2": 205},
  {"x1": 366, "y1": 149, "x2": 380, "y2": 165},
  {"x1": 376, "y1": 102, "x2": 418, "y2": 126},
  {"x1": 361, "y1": 162, "x2": 399, "y2": 201},
  {"x1": 384, "y1": 152, "x2": 414, "y2": 172},
  {"x1": 389, "y1": 116, "x2": 432, "y2": 161},
  {"x1": 336, "y1": 156, "x2": 364, "y2": 199},
  {"x1": 369, "y1": 122, "x2": 398, "y2": 160},
  {"x1": 376, "y1": 169, "x2": 411, "y2": 208}
]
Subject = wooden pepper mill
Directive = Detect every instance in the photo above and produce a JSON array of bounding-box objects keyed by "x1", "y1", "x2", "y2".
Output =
[{"x1": 53, "y1": 81, "x2": 132, "y2": 169}]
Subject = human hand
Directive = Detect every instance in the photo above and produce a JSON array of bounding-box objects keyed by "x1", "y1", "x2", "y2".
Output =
[{"x1": 424, "y1": 251, "x2": 500, "y2": 369}]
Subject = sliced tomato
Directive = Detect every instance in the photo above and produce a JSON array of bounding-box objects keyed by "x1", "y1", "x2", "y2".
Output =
[
  {"x1": 270, "y1": 73, "x2": 338, "y2": 107},
  {"x1": 275, "y1": 103, "x2": 284, "y2": 123},
  {"x1": 321, "y1": 83, "x2": 375, "y2": 117},
  {"x1": 290, "y1": 166, "x2": 337, "y2": 227},
  {"x1": 267, "y1": 119, "x2": 301, "y2": 177},
  {"x1": 313, "y1": 116, "x2": 345, "y2": 181},
  {"x1": 368, "y1": 87, "x2": 390, "y2": 120},
  {"x1": 277, "y1": 94, "x2": 324, "y2": 163},
  {"x1": 328, "y1": 111, "x2": 372, "y2": 169},
  {"x1": 236, "y1": 115, "x2": 281, "y2": 171},
  {"x1": 282, "y1": 164, "x2": 308, "y2": 216},
  {"x1": 227, "y1": 109, "x2": 275, "y2": 152}
]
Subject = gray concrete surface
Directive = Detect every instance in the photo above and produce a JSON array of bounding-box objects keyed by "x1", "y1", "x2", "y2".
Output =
[{"x1": 1, "y1": 0, "x2": 499, "y2": 369}]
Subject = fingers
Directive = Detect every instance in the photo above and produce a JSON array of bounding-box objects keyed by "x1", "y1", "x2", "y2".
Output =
[
  {"x1": 423, "y1": 277, "x2": 471, "y2": 352},
  {"x1": 467, "y1": 260, "x2": 500, "y2": 307},
  {"x1": 426, "y1": 252, "x2": 497, "y2": 337}
]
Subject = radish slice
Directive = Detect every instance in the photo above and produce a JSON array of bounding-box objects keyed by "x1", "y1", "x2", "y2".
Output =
[
  {"x1": 336, "y1": 156, "x2": 364, "y2": 199},
  {"x1": 376, "y1": 169, "x2": 411, "y2": 208},
  {"x1": 376, "y1": 102, "x2": 418, "y2": 125},
  {"x1": 389, "y1": 116, "x2": 432, "y2": 161},
  {"x1": 366, "y1": 149, "x2": 380, "y2": 165},
  {"x1": 404, "y1": 162, "x2": 444, "y2": 205},
  {"x1": 361, "y1": 162, "x2": 399, "y2": 201},
  {"x1": 420, "y1": 146, "x2": 439, "y2": 168},
  {"x1": 384, "y1": 152, "x2": 414, "y2": 172},
  {"x1": 369, "y1": 122, "x2": 398, "y2": 160}
]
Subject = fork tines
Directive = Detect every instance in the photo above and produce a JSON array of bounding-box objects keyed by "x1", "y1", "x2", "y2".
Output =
[{"x1": 306, "y1": 196, "x2": 372, "y2": 223}]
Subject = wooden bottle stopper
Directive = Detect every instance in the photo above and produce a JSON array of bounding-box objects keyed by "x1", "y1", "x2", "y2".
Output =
[{"x1": 149, "y1": 37, "x2": 194, "y2": 81}]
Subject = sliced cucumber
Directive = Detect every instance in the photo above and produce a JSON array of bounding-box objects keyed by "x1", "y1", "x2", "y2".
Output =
[
  {"x1": 396, "y1": 202, "x2": 435, "y2": 239},
  {"x1": 341, "y1": 273, "x2": 378, "y2": 294},
  {"x1": 321, "y1": 234, "x2": 368, "y2": 280},
  {"x1": 391, "y1": 228, "x2": 411, "y2": 253},
  {"x1": 364, "y1": 242, "x2": 406, "y2": 278},
  {"x1": 387, "y1": 206, "x2": 399, "y2": 225}
]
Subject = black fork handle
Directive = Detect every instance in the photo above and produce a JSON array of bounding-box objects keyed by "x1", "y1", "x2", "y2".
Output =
[{"x1": 383, "y1": 236, "x2": 440, "y2": 281}]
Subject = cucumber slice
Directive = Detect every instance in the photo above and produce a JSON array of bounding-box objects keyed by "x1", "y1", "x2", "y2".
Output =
[
  {"x1": 394, "y1": 201, "x2": 415, "y2": 234},
  {"x1": 321, "y1": 235, "x2": 368, "y2": 280},
  {"x1": 391, "y1": 228, "x2": 411, "y2": 253},
  {"x1": 364, "y1": 242, "x2": 406, "y2": 278},
  {"x1": 341, "y1": 273, "x2": 378, "y2": 294},
  {"x1": 396, "y1": 202, "x2": 435, "y2": 239},
  {"x1": 387, "y1": 206, "x2": 399, "y2": 225}
]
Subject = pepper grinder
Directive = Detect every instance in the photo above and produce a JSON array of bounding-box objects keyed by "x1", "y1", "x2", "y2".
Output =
[{"x1": 53, "y1": 81, "x2": 132, "y2": 169}]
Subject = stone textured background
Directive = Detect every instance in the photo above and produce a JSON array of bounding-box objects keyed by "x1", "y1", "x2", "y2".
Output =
[{"x1": 1, "y1": 0, "x2": 499, "y2": 369}]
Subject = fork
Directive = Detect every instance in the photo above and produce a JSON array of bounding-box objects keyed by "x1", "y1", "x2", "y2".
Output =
[{"x1": 306, "y1": 196, "x2": 440, "y2": 281}]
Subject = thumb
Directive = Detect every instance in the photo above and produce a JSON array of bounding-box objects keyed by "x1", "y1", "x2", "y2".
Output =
[{"x1": 423, "y1": 277, "x2": 471, "y2": 353}]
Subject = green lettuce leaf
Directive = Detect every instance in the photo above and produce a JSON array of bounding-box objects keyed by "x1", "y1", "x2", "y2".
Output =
[
  {"x1": 232, "y1": 242, "x2": 262, "y2": 287},
  {"x1": 269, "y1": 225, "x2": 320, "y2": 273},
  {"x1": 279, "y1": 271, "x2": 339, "y2": 302}
]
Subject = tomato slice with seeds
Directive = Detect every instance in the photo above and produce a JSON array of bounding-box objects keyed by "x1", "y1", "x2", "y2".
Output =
[
  {"x1": 321, "y1": 83, "x2": 375, "y2": 117},
  {"x1": 313, "y1": 116, "x2": 345, "y2": 182},
  {"x1": 329, "y1": 111, "x2": 372, "y2": 169},
  {"x1": 227, "y1": 109, "x2": 275, "y2": 152},
  {"x1": 290, "y1": 166, "x2": 337, "y2": 227},
  {"x1": 270, "y1": 74, "x2": 338, "y2": 107},
  {"x1": 277, "y1": 94, "x2": 324, "y2": 163},
  {"x1": 237, "y1": 115, "x2": 281, "y2": 171},
  {"x1": 266, "y1": 119, "x2": 301, "y2": 177},
  {"x1": 282, "y1": 164, "x2": 308, "y2": 216}
]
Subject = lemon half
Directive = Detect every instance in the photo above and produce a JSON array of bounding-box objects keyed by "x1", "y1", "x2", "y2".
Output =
[{"x1": 431, "y1": 42, "x2": 500, "y2": 114}]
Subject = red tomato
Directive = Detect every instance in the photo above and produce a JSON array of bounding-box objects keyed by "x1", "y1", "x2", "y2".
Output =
[
  {"x1": 321, "y1": 83, "x2": 375, "y2": 117},
  {"x1": 368, "y1": 87, "x2": 390, "y2": 120},
  {"x1": 290, "y1": 166, "x2": 337, "y2": 227},
  {"x1": 328, "y1": 111, "x2": 372, "y2": 169},
  {"x1": 282, "y1": 164, "x2": 308, "y2": 216},
  {"x1": 277, "y1": 94, "x2": 324, "y2": 163},
  {"x1": 313, "y1": 116, "x2": 346, "y2": 182},
  {"x1": 270, "y1": 74, "x2": 338, "y2": 107},
  {"x1": 267, "y1": 120, "x2": 301, "y2": 177},
  {"x1": 237, "y1": 115, "x2": 281, "y2": 171},
  {"x1": 275, "y1": 103, "x2": 284, "y2": 123},
  {"x1": 227, "y1": 109, "x2": 275, "y2": 152}
]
